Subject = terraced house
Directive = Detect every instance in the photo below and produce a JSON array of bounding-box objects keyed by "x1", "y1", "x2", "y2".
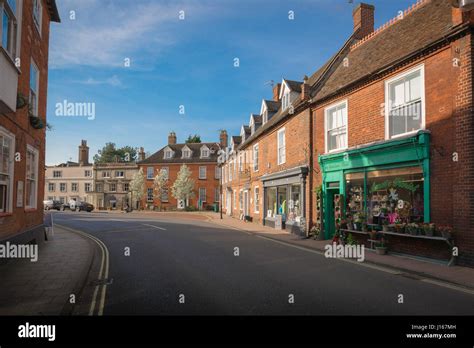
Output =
[
  {"x1": 138, "y1": 131, "x2": 225, "y2": 210},
  {"x1": 0, "y1": 0, "x2": 59, "y2": 244},
  {"x1": 222, "y1": 0, "x2": 474, "y2": 266}
]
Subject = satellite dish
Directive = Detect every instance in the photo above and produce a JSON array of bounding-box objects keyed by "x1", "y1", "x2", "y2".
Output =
[{"x1": 452, "y1": 0, "x2": 474, "y2": 11}]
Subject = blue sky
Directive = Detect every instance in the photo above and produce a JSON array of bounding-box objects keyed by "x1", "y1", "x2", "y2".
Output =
[{"x1": 46, "y1": 0, "x2": 419, "y2": 165}]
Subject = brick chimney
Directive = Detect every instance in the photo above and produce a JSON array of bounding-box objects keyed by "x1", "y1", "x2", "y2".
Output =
[
  {"x1": 138, "y1": 147, "x2": 146, "y2": 161},
  {"x1": 78, "y1": 140, "x2": 89, "y2": 166},
  {"x1": 353, "y1": 3, "x2": 375, "y2": 40},
  {"x1": 168, "y1": 131, "x2": 177, "y2": 145},
  {"x1": 220, "y1": 130, "x2": 228, "y2": 148},
  {"x1": 452, "y1": 1, "x2": 474, "y2": 26},
  {"x1": 273, "y1": 83, "x2": 281, "y2": 102},
  {"x1": 301, "y1": 75, "x2": 310, "y2": 101}
]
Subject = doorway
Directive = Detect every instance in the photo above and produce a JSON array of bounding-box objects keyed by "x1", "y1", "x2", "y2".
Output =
[{"x1": 325, "y1": 186, "x2": 341, "y2": 239}]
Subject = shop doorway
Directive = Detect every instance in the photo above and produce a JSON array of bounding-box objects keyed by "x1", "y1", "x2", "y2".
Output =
[{"x1": 325, "y1": 186, "x2": 340, "y2": 239}]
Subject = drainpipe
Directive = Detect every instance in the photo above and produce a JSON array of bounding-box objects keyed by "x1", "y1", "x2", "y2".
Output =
[{"x1": 308, "y1": 105, "x2": 314, "y2": 235}]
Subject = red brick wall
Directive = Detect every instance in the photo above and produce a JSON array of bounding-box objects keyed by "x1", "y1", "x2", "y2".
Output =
[
  {"x1": 139, "y1": 163, "x2": 220, "y2": 209},
  {"x1": 0, "y1": 0, "x2": 52, "y2": 241}
]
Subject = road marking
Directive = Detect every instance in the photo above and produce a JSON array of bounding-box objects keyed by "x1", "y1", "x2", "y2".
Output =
[
  {"x1": 421, "y1": 278, "x2": 474, "y2": 296},
  {"x1": 142, "y1": 223, "x2": 167, "y2": 230},
  {"x1": 55, "y1": 224, "x2": 110, "y2": 315}
]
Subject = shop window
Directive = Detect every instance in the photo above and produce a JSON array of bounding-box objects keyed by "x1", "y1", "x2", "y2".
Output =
[
  {"x1": 288, "y1": 184, "x2": 301, "y2": 222},
  {"x1": 367, "y1": 167, "x2": 424, "y2": 224},
  {"x1": 385, "y1": 66, "x2": 424, "y2": 138},
  {"x1": 345, "y1": 172, "x2": 365, "y2": 223},
  {"x1": 266, "y1": 187, "x2": 277, "y2": 218},
  {"x1": 277, "y1": 186, "x2": 287, "y2": 220}
]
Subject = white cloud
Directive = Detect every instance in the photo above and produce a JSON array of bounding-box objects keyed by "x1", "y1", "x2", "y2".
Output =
[
  {"x1": 76, "y1": 75, "x2": 123, "y2": 87},
  {"x1": 50, "y1": 0, "x2": 207, "y2": 68}
]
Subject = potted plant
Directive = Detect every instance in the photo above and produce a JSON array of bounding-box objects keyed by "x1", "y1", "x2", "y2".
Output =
[
  {"x1": 406, "y1": 223, "x2": 418, "y2": 236},
  {"x1": 310, "y1": 225, "x2": 320, "y2": 240},
  {"x1": 439, "y1": 226, "x2": 454, "y2": 239},
  {"x1": 382, "y1": 218, "x2": 389, "y2": 232},
  {"x1": 362, "y1": 222, "x2": 368, "y2": 232},
  {"x1": 375, "y1": 238, "x2": 388, "y2": 255}
]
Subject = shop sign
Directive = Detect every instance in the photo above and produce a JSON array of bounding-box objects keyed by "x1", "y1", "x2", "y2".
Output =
[{"x1": 370, "y1": 177, "x2": 420, "y2": 193}]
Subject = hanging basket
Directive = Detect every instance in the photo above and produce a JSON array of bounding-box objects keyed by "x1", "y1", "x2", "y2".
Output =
[
  {"x1": 17, "y1": 93, "x2": 29, "y2": 109},
  {"x1": 29, "y1": 116, "x2": 45, "y2": 130}
]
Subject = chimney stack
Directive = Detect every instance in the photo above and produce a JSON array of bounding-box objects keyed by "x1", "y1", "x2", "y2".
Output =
[
  {"x1": 78, "y1": 140, "x2": 89, "y2": 166},
  {"x1": 220, "y1": 130, "x2": 228, "y2": 148},
  {"x1": 353, "y1": 3, "x2": 375, "y2": 40},
  {"x1": 138, "y1": 147, "x2": 146, "y2": 161},
  {"x1": 273, "y1": 83, "x2": 281, "y2": 102},
  {"x1": 301, "y1": 75, "x2": 310, "y2": 101},
  {"x1": 168, "y1": 131, "x2": 177, "y2": 145},
  {"x1": 452, "y1": 1, "x2": 474, "y2": 26}
]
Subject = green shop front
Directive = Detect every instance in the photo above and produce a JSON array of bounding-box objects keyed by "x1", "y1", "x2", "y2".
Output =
[{"x1": 318, "y1": 131, "x2": 453, "y2": 263}]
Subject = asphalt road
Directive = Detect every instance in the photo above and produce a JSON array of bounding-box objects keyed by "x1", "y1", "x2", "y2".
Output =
[{"x1": 52, "y1": 212, "x2": 474, "y2": 315}]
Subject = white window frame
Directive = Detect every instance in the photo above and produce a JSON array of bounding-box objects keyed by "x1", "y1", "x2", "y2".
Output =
[
  {"x1": 233, "y1": 190, "x2": 236, "y2": 210},
  {"x1": 123, "y1": 183, "x2": 129, "y2": 192},
  {"x1": 182, "y1": 148, "x2": 191, "y2": 159},
  {"x1": 29, "y1": 60, "x2": 40, "y2": 117},
  {"x1": 199, "y1": 187, "x2": 206, "y2": 203},
  {"x1": 25, "y1": 145, "x2": 39, "y2": 209},
  {"x1": 96, "y1": 183, "x2": 103, "y2": 193},
  {"x1": 59, "y1": 183, "x2": 67, "y2": 192},
  {"x1": 0, "y1": 127, "x2": 14, "y2": 214},
  {"x1": 109, "y1": 183, "x2": 117, "y2": 192},
  {"x1": 254, "y1": 186, "x2": 260, "y2": 213},
  {"x1": 199, "y1": 166, "x2": 207, "y2": 180},
  {"x1": 200, "y1": 147, "x2": 210, "y2": 158},
  {"x1": 53, "y1": 170, "x2": 62, "y2": 178},
  {"x1": 277, "y1": 128, "x2": 286, "y2": 165},
  {"x1": 84, "y1": 170, "x2": 92, "y2": 177},
  {"x1": 161, "y1": 167, "x2": 169, "y2": 180},
  {"x1": 253, "y1": 143, "x2": 259, "y2": 172},
  {"x1": 32, "y1": 0, "x2": 42, "y2": 35},
  {"x1": 71, "y1": 182, "x2": 78, "y2": 192},
  {"x1": 214, "y1": 187, "x2": 220, "y2": 203},
  {"x1": 384, "y1": 64, "x2": 425, "y2": 140},
  {"x1": 146, "y1": 167, "x2": 154, "y2": 180},
  {"x1": 102, "y1": 171, "x2": 111, "y2": 178},
  {"x1": 164, "y1": 149, "x2": 173, "y2": 159},
  {"x1": 115, "y1": 171, "x2": 124, "y2": 178},
  {"x1": 48, "y1": 182, "x2": 55, "y2": 192},
  {"x1": 324, "y1": 99, "x2": 348, "y2": 153},
  {"x1": 1, "y1": 0, "x2": 18, "y2": 59},
  {"x1": 85, "y1": 183, "x2": 92, "y2": 192},
  {"x1": 214, "y1": 166, "x2": 221, "y2": 179}
]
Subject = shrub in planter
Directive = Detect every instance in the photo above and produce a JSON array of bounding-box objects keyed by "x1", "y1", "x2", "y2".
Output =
[
  {"x1": 382, "y1": 219, "x2": 389, "y2": 232},
  {"x1": 310, "y1": 226, "x2": 320, "y2": 240},
  {"x1": 375, "y1": 238, "x2": 388, "y2": 255},
  {"x1": 406, "y1": 223, "x2": 419, "y2": 236}
]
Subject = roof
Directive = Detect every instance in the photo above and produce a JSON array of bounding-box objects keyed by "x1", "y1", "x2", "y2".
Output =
[
  {"x1": 46, "y1": 0, "x2": 61, "y2": 23},
  {"x1": 242, "y1": 125, "x2": 251, "y2": 136},
  {"x1": 284, "y1": 79, "x2": 302, "y2": 93},
  {"x1": 231, "y1": 136, "x2": 242, "y2": 145},
  {"x1": 265, "y1": 100, "x2": 281, "y2": 112},
  {"x1": 138, "y1": 143, "x2": 220, "y2": 164},
  {"x1": 314, "y1": 0, "x2": 453, "y2": 102},
  {"x1": 251, "y1": 114, "x2": 262, "y2": 124}
]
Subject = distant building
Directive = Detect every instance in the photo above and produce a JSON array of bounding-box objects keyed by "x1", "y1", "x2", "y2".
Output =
[{"x1": 138, "y1": 132, "x2": 225, "y2": 210}]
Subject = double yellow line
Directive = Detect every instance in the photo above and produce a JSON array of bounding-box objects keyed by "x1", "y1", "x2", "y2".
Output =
[{"x1": 55, "y1": 224, "x2": 110, "y2": 316}]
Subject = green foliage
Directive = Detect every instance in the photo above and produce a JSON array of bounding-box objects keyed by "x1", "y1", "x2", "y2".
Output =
[
  {"x1": 185, "y1": 134, "x2": 201, "y2": 143},
  {"x1": 93, "y1": 142, "x2": 138, "y2": 163}
]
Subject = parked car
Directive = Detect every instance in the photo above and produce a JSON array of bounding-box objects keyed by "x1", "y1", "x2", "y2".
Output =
[
  {"x1": 62, "y1": 199, "x2": 95, "y2": 212},
  {"x1": 43, "y1": 200, "x2": 62, "y2": 211}
]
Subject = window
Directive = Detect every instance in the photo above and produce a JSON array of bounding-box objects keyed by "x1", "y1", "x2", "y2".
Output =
[
  {"x1": 32, "y1": 0, "x2": 42, "y2": 34},
  {"x1": 262, "y1": 109, "x2": 268, "y2": 124},
  {"x1": 1, "y1": 0, "x2": 16, "y2": 58},
  {"x1": 214, "y1": 166, "x2": 221, "y2": 179},
  {"x1": 85, "y1": 183, "x2": 92, "y2": 192},
  {"x1": 385, "y1": 66, "x2": 425, "y2": 139},
  {"x1": 238, "y1": 153, "x2": 243, "y2": 172},
  {"x1": 115, "y1": 171, "x2": 124, "y2": 178},
  {"x1": 48, "y1": 183, "x2": 55, "y2": 192},
  {"x1": 199, "y1": 166, "x2": 207, "y2": 180},
  {"x1": 253, "y1": 144, "x2": 259, "y2": 172},
  {"x1": 214, "y1": 188, "x2": 220, "y2": 202},
  {"x1": 53, "y1": 170, "x2": 62, "y2": 178},
  {"x1": 102, "y1": 171, "x2": 111, "y2": 178},
  {"x1": 26, "y1": 146, "x2": 39, "y2": 209},
  {"x1": 233, "y1": 190, "x2": 236, "y2": 209},
  {"x1": 199, "y1": 188, "x2": 206, "y2": 203},
  {"x1": 239, "y1": 190, "x2": 243, "y2": 212},
  {"x1": 71, "y1": 183, "x2": 78, "y2": 192},
  {"x1": 96, "y1": 183, "x2": 103, "y2": 193},
  {"x1": 161, "y1": 167, "x2": 169, "y2": 180},
  {"x1": 229, "y1": 161, "x2": 233, "y2": 181},
  {"x1": 147, "y1": 167, "x2": 154, "y2": 179},
  {"x1": 325, "y1": 100, "x2": 348, "y2": 153},
  {"x1": 288, "y1": 184, "x2": 301, "y2": 222},
  {"x1": 182, "y1": 149, "x2": 191, "y2": 158},
  {"x1": 147, "y1": 188, "x2": 154, "y2": 202},
  {"x1": 60, "y1": 183, "x2": 66, "y2": 192},
  {"x1": 201, "y1": 147, "x2": 210, "y2": 158},
  {"x1": 84, "y1": 170, "x2": 92, "y2": 177},
  {"x1": 123, "y1": 183, "x2": 129, "y2": 192},
  {"x1": 164, "y1": 150, "x2": 173, "y2": 159},
  {"x1": 0, "y1": 129, "x2": 14, "y2": 213},
  {"x1": 254, "y1": 187, "x2": 260, "y2": 213},
  {"x1": 161, "y1": 188, "x2": 169, "y2": 202},
  {"x1": 109, "y1": 183, "x2": 117, "y2": 192},
  {"x1": 282, "y1": 91, "x2": 290, "y2": 110},
  {"x1": 29, "y1": 61, "x2": 39, "y2": 117},
  {"x1": 277, "y1": 128, "x2": 286, "y2": 165}
]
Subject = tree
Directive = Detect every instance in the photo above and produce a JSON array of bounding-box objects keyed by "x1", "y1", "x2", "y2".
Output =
[
  {"x1": 171, "y1": 164, "x2": 195, "y2": 207},
  {"x1": 93, "y1": 143, "x2": 138, "y2": 163},
  {"x1": 185, "y1": 134, "x2": 201, "y2": 143},
  {"x1": 130, "y1": 168, "x2": 146, "y2": 210},
  {"x1": 153, "y1": 169, "x2": 169, "y2": 209}
]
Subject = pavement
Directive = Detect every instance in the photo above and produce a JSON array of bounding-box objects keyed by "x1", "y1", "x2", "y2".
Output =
[{"x1": 0, "y1": 224, "x2": 99, "y2": 315}]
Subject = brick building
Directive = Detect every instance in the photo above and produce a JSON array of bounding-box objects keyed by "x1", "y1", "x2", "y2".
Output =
[
  {"x1": 0, "y1": 0, "x2": 59, "y2": 243},
  {"x1": 221, "y1": 79, "x2": 313, "y2": 236},
  {"x1": 138, "y1": 132, "x2": 224, "y2": 210}
]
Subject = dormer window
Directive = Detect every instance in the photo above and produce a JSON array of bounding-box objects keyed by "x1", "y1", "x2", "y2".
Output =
[
  {"x1": 282, "y1": 92, "x2": 290, "y2": 110},
  {"x1": 200, "y1": 146, "x2": 210, "y2": 158},
  {"x1": 164, "y1": 149, "x2": 173, "y2": 159},
  {"x1": 262, "y1": 109, "x2": 268, "y2": 124},
  {"x1": 182, "y1": 150, "x2": 191, "y2": 158}
]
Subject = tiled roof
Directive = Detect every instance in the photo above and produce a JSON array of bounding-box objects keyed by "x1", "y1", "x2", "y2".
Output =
[
  {"x1": 46, "y1": 0, "x2": 61, "y2": 22},
  {"x1": 265, "y1": 100, "x2": 281, "y2": 112},
  {"x1": 232, "y1": 136, "x2": 242, "y2": 145},
  {"x1": 285, "y1": 79, "x2": 302, "y2": 92},
  {"x1": 251, "y1": 114, "x2": 262, "y2": 124},
  {"x1": 314, "y1": 0, "x2": 453, "y2": 101},
  {"x1": 139, "y1": 143, "x2": 220, "y2": 164}
]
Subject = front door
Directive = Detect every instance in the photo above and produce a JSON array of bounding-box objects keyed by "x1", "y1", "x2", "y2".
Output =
[
  {"x1": 243, "y1": 190, "x2": 249, "y2": 216},
  {"x1": 325, "y1": 187, "x2": 340, "y2": 239}
]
